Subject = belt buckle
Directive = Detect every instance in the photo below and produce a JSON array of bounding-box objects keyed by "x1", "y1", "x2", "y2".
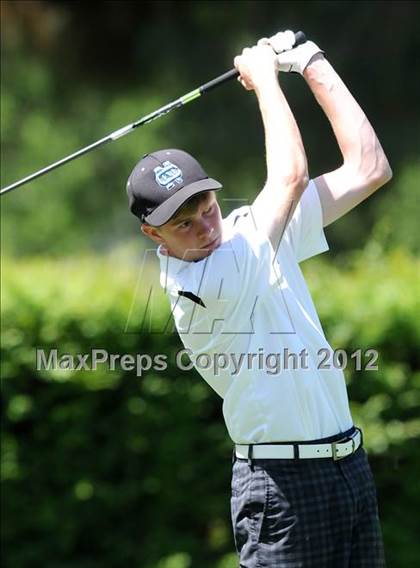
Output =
[{"x1": 332, "y1": 436, "x2": 355, "y2": 461}]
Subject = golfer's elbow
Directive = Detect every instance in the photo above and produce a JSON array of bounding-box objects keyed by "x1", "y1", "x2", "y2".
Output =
[
  {"x1": 346, "y1": 144, "x2": 392, "y2": 197},
  {"x1": 365, "y1": 154, "x2": 393, "y2": 194},
  {"x1": 268, "y1": 165, "x2": 309, "y2": 198},
  {"x1": 376, "y1": 156, "x2": 393, "y2": 186},
  {"x1": 287, "y1": 154, "x2": 309, "y2": 195},
  {"x1": 283, "y1": 171, "x2": 309, "y2": 197}
]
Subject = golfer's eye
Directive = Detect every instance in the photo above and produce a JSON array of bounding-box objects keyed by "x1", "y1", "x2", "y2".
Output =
[
  {"x1": 203, "y1": 205, "x2": 213, "y2": 216},
  {"x1": 178, "y1": 220, "x2": 191, "y2": 229}
]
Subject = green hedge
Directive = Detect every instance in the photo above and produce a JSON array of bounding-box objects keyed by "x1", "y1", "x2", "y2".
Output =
[{"x1": 1, "y1": 249, "x2": 419, "y2": 568}]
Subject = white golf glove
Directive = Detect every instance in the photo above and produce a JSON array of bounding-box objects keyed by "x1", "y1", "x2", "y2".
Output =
[{"x1": 258, "y1": 30, "x2": 324, "y2": 75}]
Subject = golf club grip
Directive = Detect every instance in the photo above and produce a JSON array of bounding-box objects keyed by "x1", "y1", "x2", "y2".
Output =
[{"x1": 199, "y1": 31, "x2": 307, "y2": 94}]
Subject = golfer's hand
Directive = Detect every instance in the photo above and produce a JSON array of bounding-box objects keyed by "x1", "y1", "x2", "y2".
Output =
[
  {"x1": 234, "y1": 44, "x2": 279, "y2": 92},
  {"x1": 260, "y1": 30, "x2": 324, "y2": 75}
]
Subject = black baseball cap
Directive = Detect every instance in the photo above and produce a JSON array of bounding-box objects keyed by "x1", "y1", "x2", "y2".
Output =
[{"x1": 126, "y1": 149, "x2": 222, "y2": 226}]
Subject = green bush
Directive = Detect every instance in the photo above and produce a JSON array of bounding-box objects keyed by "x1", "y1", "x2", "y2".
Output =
[{"x1": 1, "y1": 249, "x2": 419, "y2": 567}]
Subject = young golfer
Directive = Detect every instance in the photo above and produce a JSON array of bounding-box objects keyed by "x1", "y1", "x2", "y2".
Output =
[{"x1": 126, "y1": 31, "x2": 392, "y2": 566}]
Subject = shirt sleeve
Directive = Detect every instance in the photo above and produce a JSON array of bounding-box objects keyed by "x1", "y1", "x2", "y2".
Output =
[{"x1": 285, "y1": 179, "x2": 329, "y2": 263}]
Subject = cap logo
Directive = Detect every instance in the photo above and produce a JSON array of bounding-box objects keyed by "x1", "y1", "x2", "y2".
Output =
[{"x1": 153, "y1": 161, "x2": 183, "y2": 191}]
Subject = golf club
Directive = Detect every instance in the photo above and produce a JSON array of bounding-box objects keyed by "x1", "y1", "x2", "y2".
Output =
[{"x1": 1, "y1": 31, "x2": 306, "y2": 196}]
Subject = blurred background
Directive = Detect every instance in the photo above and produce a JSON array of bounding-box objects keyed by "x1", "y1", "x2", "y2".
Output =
[{"x1": 1, "y1": 1, "x2": 419, "y2": 567}]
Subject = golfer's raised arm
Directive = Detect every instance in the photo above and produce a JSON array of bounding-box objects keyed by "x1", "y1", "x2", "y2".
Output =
[
  {"x1": 303, "y1": 54, "x2": 392, "y2": 227},
  {"x1": 234, "y1": 45, "x2": 309, "y2": 251}
]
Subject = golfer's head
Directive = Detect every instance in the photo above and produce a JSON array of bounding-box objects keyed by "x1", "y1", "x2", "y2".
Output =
[
  {"x1": 142, "y1": 190, "x2": 223, "y2": 261},
  {"x1": 126, "y1": 149, "x2": 223, "y2": 261}
]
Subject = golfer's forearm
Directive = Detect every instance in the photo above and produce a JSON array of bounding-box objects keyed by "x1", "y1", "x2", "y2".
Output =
[
  {"x1": 256, "y1": 78, "x2": 308, "y2": 192},
  {"x1": 304, "y1": 56, "x2": 392, "y2": 182}
]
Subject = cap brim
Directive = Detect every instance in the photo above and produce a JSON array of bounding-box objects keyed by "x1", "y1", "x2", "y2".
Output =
[{"x1": 144, "y1": 178, "x2": 222, "y2": 226}]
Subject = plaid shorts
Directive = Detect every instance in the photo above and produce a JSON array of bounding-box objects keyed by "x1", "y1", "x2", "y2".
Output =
[{"x1": 230, "y1": 426, "x2": 385, "y2": 567}]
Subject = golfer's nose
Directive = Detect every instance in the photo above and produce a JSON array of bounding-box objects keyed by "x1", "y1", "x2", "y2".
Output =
[{"x1": 197, "y1": 219, "x2": 213, "y2": 240}]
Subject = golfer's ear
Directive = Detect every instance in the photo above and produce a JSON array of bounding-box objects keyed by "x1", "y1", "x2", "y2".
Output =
[{"x1": 141, "y1": 223, "x2": 164, "y2": 244}]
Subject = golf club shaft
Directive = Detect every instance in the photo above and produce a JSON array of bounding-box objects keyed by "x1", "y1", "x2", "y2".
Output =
[{"x1": 1, "y1": 31, "x2": 306, "y2": 196}]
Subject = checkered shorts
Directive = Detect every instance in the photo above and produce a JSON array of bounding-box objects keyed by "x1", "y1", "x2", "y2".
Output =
[{"x1": 230, "y1": 427, "x2": 385, "y2": 567}]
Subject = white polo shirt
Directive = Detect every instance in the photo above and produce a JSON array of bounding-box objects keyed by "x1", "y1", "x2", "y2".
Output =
[{"x1": 157, "y1": 181, "x2": 353, "y2": 443}]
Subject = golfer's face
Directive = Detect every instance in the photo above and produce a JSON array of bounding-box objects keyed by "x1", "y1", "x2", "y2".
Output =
[{"x1": 161, "y1": 193, "x2": 223, "y2": 261}]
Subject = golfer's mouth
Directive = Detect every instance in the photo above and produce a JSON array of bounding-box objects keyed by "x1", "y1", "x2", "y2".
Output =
[{"x1": 200, "y1": 235, "x2": 220, "y2": 250}]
